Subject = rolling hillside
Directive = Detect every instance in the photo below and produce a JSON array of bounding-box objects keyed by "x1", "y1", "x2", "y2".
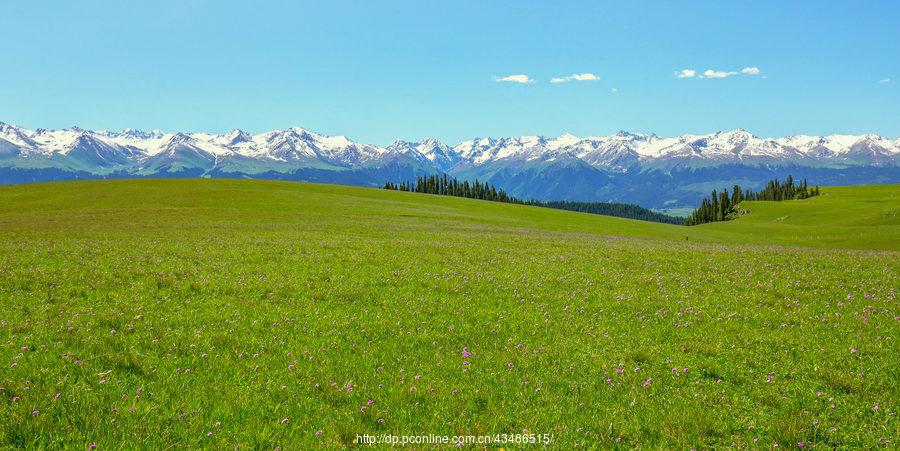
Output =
[
  {"x1": 0, "y1": 179, "x2": 896, "y2": 448},
  {"x1": 0, "y1": 179, "x2": 896, "y2": 250},
  {"x1": 701, "y1": 184, "x2": 899, "y2": 250}
]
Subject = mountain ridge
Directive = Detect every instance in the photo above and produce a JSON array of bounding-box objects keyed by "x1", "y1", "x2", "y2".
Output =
[{"x1": 1, "y1": 120, "x2": 898, "y2": 210}]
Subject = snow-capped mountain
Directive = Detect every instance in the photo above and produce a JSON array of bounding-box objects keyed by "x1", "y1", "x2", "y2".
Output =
[
  {"x1": 1, "y1": 121, "x2": 898, "y2": 210},
  {"x1": 387, "y1": 138, "x2": 463, "y2": 171},
  {"x1": 2, "y1": 121, "x2": 897, "y2": 170}
]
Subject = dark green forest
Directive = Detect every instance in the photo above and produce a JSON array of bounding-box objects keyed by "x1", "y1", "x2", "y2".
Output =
[
  {"x1": 685, "y1": 176, "x2": 820, "y2": 226},
  {"x1": 530, "y1": 200, "x2": 684, "y2": 225},
  {"x1": 384, "y1": 175, "x2": 684, "y2": 224},
  {"x1": 387, "y1": 175, "x2": 822, "y2": 227}
]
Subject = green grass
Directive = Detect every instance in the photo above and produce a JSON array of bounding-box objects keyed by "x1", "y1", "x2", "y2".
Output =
[
  {"x1": 700, "y1": 184, "x2": 900, "y2": 250},
  {"x1": 0, "y1": 179, "x2": 897, "y2": 448}
]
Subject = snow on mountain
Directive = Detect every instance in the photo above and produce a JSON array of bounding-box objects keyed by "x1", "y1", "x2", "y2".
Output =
[
  {"x1": 26, "y1": 128, "x2": 86, "y2": 154},
  {"x1": 386, "y1": 138, "x2": 462, "y2": 171},
  {"x1": 100, "y1": 128, "x2": 165, "y2": 141},
  {"x1": 566, "y1": 132, "x2": 648, "y2": 170},
  {"x1": 656, "y1": 129, "x2": 803, "y2": 162},
  {"x1": 453, "y1": 135, "x2": 570, "y2": 164},
  {"x1": 311, "y1": 131, "x2": 386, "y2": 165},
  {"x1": 0, "y1": 121, "x2": 897, "y2": 172},
  {"x1": 385, "y1": 140, "x2": 431, "y2": 165},
  {"x1": 62, "y1": 134, "x2": 144, "y2": 167},
  {"x1": 154, "y1": 133, "x2": 233, "y2": 158},
  {"x1": 198, "y1": 127, "x2": 386, "y2": 165},
  {"x1": 418, "y1": 138, "x2": 461, "y2": 166},
  {"x1": 547, "y1": 133, "x2": 582, "y2": 149},
  {"x1": 0, "y1": 122, "x2": 41, "y2": 151}
]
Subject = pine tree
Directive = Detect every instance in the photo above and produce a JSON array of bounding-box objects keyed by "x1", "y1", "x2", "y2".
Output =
[
  {"x1": 711, "y1": 190, "x2": 719, "y2": 222},
  {"x1": 731, "y1": 184, "x2": 742, "y2": 206}
]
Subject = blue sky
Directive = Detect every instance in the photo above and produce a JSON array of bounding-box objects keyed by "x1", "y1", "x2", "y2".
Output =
[{"x1": 1, "y1": 0, "x2": 898, "y2": 145}]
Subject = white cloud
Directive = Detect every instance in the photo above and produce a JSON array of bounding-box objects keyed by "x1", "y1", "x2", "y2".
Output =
[
  {"x1": 550, "y1": 73, "x2": 600, "y2": 83},
  {"x1": 572, "y1": 73, "x2": 599, "y2": 81},
  {"x1": 703, "y1": 69, "x2": 738, "y2": 79},
  {"x1": 878, "y1": 78, "x2": 891, "y2": 84},
  {"x1": 678, "y1": 67, "x2": 761, "y2": 79},
  {"x1": 494, "y1": 74, "x2": 534, "y2": 84},
  {"x1": 610, "y1": 87, "x2": 619, "y2": 93}
]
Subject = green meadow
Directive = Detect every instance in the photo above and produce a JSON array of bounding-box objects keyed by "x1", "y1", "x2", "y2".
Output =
[{"x1": 0, "y1": 179, "x2": 897, "y2": 448}]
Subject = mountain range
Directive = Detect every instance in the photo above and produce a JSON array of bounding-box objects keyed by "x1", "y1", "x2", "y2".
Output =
[{"x1": 2, "y1": 121, "x2": 898, "y2": 212}]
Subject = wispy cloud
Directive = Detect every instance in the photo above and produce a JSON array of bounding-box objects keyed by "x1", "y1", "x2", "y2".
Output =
[
  {"x1": 550, "y1": 73, "x2": 600, "y2": 83},
  {"x1": 703, "y1": 69, "x2": 738, "y2": 79},
  {"x1": 494, "y1": 74, "x2": 534, "y2": 84},
  {"x1": 676, "y1": 67, "x2": 761, "y2": 79},
  {"x1": 610, "y1": 87, "x2": 619, "y2": 93},
  {"x1": 878, "y1": 78, "x2": 891, "y2": 84}
]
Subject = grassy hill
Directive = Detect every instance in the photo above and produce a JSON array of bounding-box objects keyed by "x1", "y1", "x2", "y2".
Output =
[
  {"x1": 0, "y1": 179, "x2": 897, "y2": 448},
  {"x1": 700, "y1": 184, "x2": 899, "y2": 250}
]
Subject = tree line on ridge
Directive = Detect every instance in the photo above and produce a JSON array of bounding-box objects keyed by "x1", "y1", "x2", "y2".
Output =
[
  {"x1": 383, "y1": 175, "x2": 684, "y2": 224},
  {"x1": 685, "y1": 175, "x2": 820, "y2": 226}
]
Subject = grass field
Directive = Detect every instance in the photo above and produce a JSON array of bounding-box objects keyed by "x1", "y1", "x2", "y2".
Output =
[{"x1": 0, "y1": 179, "x2": 897, "y2": 448}]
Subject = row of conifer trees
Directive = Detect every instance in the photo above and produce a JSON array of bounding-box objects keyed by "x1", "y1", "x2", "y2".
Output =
[
  {"x1": 685, "y1": 176, "x2": 820, "y2": 226},
  {"x1": 383, "y1": 175, "x2": 684, "y2": 224},
  {"x1": 384, "y1": 175, "x2": 516, "y2": 203}
]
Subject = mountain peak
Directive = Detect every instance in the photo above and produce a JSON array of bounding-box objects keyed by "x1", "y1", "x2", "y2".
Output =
[
  {"x1": 103, "y1": 128, "x2": 165, "y2": 140},
  {"x1": 169, "y1": 132, "x2": 194, "y2": 144},
  {"x1": 722, "y1": 128, "x2": 754, "y2": 138},
  {"x1": 224, "y1": 129, "x2": 251, "y2": 144}
]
